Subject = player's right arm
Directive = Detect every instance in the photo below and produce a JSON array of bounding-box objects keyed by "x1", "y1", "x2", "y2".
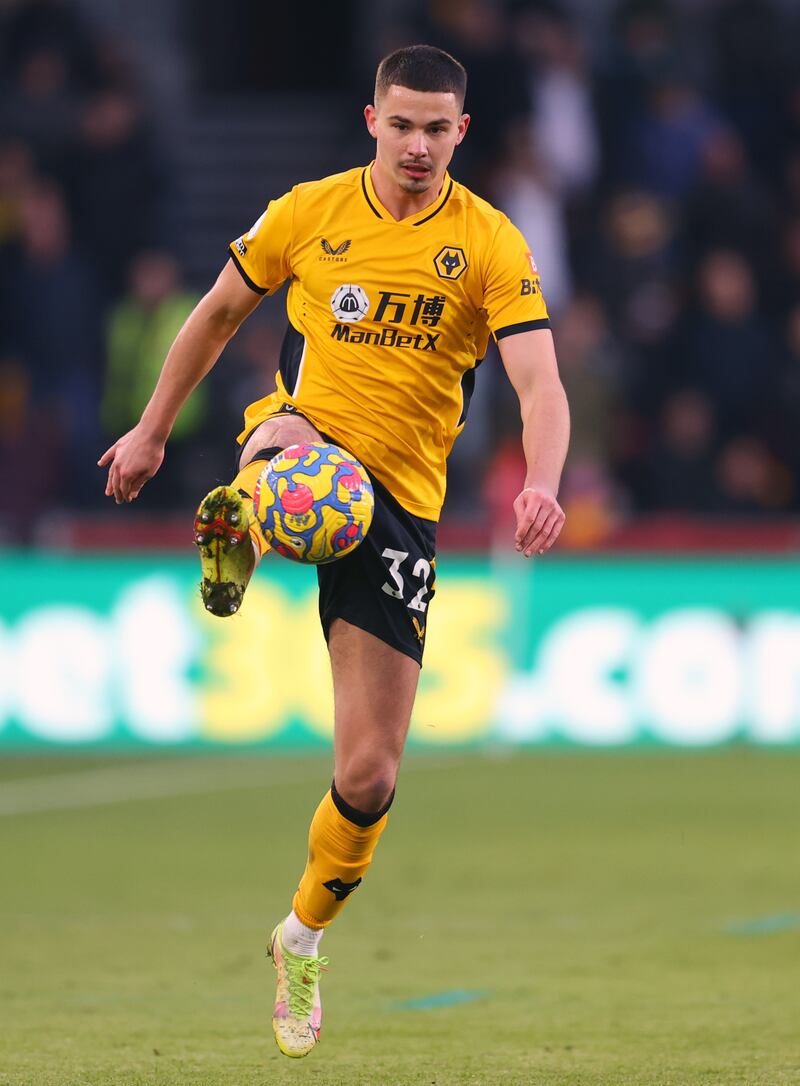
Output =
[{"x1": 99, "y1": 260, "x2": 263, "y2": 504}]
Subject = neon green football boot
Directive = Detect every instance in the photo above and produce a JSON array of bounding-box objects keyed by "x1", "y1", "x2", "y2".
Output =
[
  {"x1": 267, "y1": 922, "x2": 329, "y2": 1058},
  {"x1": 193, "y1": 485, "x2": 255, "y2": 616}
]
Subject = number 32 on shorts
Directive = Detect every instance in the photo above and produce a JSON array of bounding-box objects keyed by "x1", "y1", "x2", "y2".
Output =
[{"x1": 380, "y1": 548, "x2": 434, "y2": 612}]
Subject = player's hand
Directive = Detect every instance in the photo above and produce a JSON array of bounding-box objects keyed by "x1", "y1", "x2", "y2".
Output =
[
  {"x1": 513, "y1": 485, "x2": 565, "y2": 557},
  {"x1": 98, "y1": 425, "x2": 165, "y2": 505}
]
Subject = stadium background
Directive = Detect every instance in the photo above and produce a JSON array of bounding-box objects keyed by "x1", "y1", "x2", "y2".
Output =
[
  {"x1": 1, "y1": 4, "x2": 800, "y2": 1084},
  {"x1": 3, "y1": 0, "x2": 800, "y2": 749}
]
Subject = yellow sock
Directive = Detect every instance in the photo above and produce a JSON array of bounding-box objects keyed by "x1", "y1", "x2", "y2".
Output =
[
  {"x1": 231, "y1": 458, "x2": 272, "y2": 559},
  {"x1": 293, "y1": 785, "x2": 392, "y2": 929}
]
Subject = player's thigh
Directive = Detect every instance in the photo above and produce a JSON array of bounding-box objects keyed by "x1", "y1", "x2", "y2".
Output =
[
  {"x1": 238, "y1": 414, "x2": 323, "y2": 468},
  {"x1": 329, "y1": 618, "x2": 419, "y2": 774}
]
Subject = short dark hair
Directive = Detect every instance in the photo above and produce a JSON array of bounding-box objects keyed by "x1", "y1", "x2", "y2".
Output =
[{"x1": 375, "y1": 45, "x2": 467, "y2": 108}]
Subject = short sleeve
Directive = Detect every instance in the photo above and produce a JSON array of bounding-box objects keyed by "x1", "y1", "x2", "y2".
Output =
[
  {"x1": 228, "y1": 188, "x2": 296, "y2": 295},
  {"x1": 482, "y1": 218, "x2": 550, "y2": 340}
]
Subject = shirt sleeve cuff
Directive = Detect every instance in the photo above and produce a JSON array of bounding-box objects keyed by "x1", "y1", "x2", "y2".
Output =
[
  {"x1": 493, "y1": 318, "x2": 550, "y2": 340},
  {"x1": 228, "y1": 248, "x2": 268, "y2": 295}
]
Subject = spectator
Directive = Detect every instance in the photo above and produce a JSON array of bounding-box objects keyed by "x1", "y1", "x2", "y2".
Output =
[
  {"x1": 59, "y1": 89, "x2": 163, "y2": 300},
  {"x1": 713, "y1": 436, "x2": 792, "y2": 514},
  {"x1": 621, "y1": 69, "x2": 725, "y2": 198},
  {"x1": 418, "y1": 0, "x2": 529, "y2": 190},
  {"x1": 218, "y1": 317, "x2": 283, "y2": 431},
  {"x1": 639, "y1": 388, "x2": 718, "y2": 512},
  {"x1": 684, "y1": 127, "x2": 772, "y2": 274},
  {"x1": 583, "y1": 189, "x2": 682, "y2": 345},
  {"x1": 767, "y1": 304, "x2": 800, "y2": 500},
  {"x1": 552, "y1": 293, "x2": 624, "y2": 466},
  {"x1": 490, "y1": 127, "x2": 572, "y2": 315},
  {"x1": 558, "y1": 457, "x2": 626, "y2": 549},
  {"x1": 710, "y1": 0, "x2": 790, "y2": 184},
  {"x1": 595, "y1": 0, "x2": 688, "y2": 182},
  {"x1": 675, "y1": 249, "x2": 773, "y2": 437},
  {"x1": 0, "y1": 46, "x2": 80, "y2": 163},
  {"x1": 0, "y1": 140, "x2": 36, "y2": 262},
  {"x1": 0, "y1": 0, "x2": 99, "y2": 90},
  {"x1": 101, "y1": 251, "x2": 201, "y2": 504},
  {"x1": 0, "y1": 357, "x2": 64, "y2": 542},
  {"x1": 0, "y1": 176, "x2": 101, "y2": 503},
  {"x1": 481, "y1": 434, "x2": 527, "y2": 550},
  {"x1": 102, "y1": 251, "x2": 200, "y2": 438},
  {"x1": 781, "y1": 147, "x2": 800, "y2": 219},
  {"x1": 516, "y1": 7, "x2": 599, "y2": 198},
  {"x1": 763, "y1": 217, "x2": 800, "y2": 321}
]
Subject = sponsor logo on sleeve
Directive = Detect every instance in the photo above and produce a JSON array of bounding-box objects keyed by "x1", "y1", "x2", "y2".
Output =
[{"x1": 246, "y1": 210, "x2": 266, "y2": 240}]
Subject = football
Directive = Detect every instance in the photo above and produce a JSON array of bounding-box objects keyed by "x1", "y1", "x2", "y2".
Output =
[{"x1": 253, "y1": 442, "x2": 374, "y2": 563}]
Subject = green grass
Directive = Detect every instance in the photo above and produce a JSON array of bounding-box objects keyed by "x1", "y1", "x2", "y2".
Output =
[{"x1": 1, "y1": 749, "x2": 799, "y2": 1085}]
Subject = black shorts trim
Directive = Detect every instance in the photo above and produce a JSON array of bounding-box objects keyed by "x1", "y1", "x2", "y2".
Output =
[
  {"x1": 228, "y1": 248, "x2": 268, "y2": 295},
  {"x1": 494, "y1": 318, "x2": 551, "y2": 339}
]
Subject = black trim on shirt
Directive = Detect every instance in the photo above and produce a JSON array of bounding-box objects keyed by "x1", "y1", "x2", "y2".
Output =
[
  {"x1": 361, "y1": 168, "x2": 383, "y2": 219},
  {"x1": 458, "y1": 354, "x2": 485, "y2": 427},
  {"x1": 360, "y1": 168, "x2": 453, "y2": 225},
  {"x1": 412, "y1": 178, "x2": 454, "y2": 226},
  {"x1": 494, "y1": 318, "x2": 550, "y2": 340},
  {"x1": 278, "y1": 321, "x2": 306, "y2": 395},
  {"x1": 228, "y1": 247, "x2": 268, "y2": 295}
]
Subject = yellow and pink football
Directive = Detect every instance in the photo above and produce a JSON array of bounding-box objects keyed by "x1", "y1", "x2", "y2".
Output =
[{"x1": 253, "y1": 442, "x2": 374, "y2": 564}]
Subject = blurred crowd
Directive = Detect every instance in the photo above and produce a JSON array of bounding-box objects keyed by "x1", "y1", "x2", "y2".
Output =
[
  {"x1": 407, "y1": 0, "x2": 800, "y2": 543},
  {"x1": 0, "y1": 0, "x2": 170, "y2": 525},
  {"x1": 2, "y1": 0, "x2": 800, "y2": 546}
]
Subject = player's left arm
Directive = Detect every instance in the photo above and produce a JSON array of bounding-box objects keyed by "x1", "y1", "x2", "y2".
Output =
[{"x1": 498, "y1": 328, "x2": 570, "y2": 557}]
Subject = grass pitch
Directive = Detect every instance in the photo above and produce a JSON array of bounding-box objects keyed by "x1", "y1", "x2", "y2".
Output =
[{"x1": 0, "y1": 749, "x2": 798, "y2": 1086}]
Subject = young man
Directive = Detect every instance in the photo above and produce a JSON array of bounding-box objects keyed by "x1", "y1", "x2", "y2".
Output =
[{"x1": 99, "y1": 45, "x2": 569, "y2": 1059}]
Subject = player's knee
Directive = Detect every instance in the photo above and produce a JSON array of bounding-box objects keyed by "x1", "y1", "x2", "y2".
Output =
[
  {"x1": 274, "y1": 418, "x2": 320, "y2": 448},
  {"x1": 261, "y1": 415, "x2": 320, "y2": 449},
  {"x1": 335, "y1": 758, "x2": 396, "y2": 815},
  {"x1": 240, "y1": 416, "x2": 321, "y2": 467}
]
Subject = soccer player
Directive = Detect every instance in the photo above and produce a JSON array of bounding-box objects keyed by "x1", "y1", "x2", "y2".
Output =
[{"x1": 99, "y1": 45, "x2": 570, "y2": 1058}]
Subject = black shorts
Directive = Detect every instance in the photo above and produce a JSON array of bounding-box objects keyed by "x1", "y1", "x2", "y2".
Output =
[
  {"x1": 317, "y1": 472, "x2": 437, "y2": 666},
  {"x1": 235, "y1": 415, "x2": 437, "y2": 665}
]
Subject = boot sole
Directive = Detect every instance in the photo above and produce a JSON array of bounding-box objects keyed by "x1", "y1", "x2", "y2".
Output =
[{"x1": 194, "y1": 486, "x2": 254, "y2": 617}]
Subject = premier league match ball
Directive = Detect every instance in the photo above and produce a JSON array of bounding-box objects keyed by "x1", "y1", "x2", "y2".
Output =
[{"x1": 253, "y1": 442, "x2": 374, "y2": 564}]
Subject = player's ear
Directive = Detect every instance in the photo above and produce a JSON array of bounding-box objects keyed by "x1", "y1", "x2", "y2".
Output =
[
  {"x1": 456, "y1": 113, "x2": 471, "y2": 144},
  {"x1": 364, "y1": 104, "x2": 378, "y2": 139}
]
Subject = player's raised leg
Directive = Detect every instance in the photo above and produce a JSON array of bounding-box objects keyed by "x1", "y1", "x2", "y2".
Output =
[
  {"x1": 194, "y1": 413, "x2": 323, "y2": 616},
  {"x1": 269, "y1": 619, "x2": 419, "y2": 1058}
]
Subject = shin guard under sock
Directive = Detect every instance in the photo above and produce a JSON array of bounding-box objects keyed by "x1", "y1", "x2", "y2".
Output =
[
  {"x1": 292, "y1": 783, "x2": 394, "y2": 929},
  {"x1": 231, "y1": 446, "x2": 283, "y2": 560}
]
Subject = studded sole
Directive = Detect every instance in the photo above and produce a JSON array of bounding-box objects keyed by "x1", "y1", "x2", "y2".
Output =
[{"x1": 194, "y1": 486, "x2": 255, "y2": 617}]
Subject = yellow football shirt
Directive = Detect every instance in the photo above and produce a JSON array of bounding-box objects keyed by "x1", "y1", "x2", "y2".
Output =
[{"x1": 230, "y1": 164, "x2": 549, "y2": 521}]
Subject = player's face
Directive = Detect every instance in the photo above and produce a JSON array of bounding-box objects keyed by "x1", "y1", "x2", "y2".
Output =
[{"x1": 365, "y1": 85, "x2": 470, "y2": 197}]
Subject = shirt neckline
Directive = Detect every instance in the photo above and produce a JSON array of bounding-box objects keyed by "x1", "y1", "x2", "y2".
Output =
[{"x1": 361, "y1": 163, "x2": 454, "y2": 227}]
